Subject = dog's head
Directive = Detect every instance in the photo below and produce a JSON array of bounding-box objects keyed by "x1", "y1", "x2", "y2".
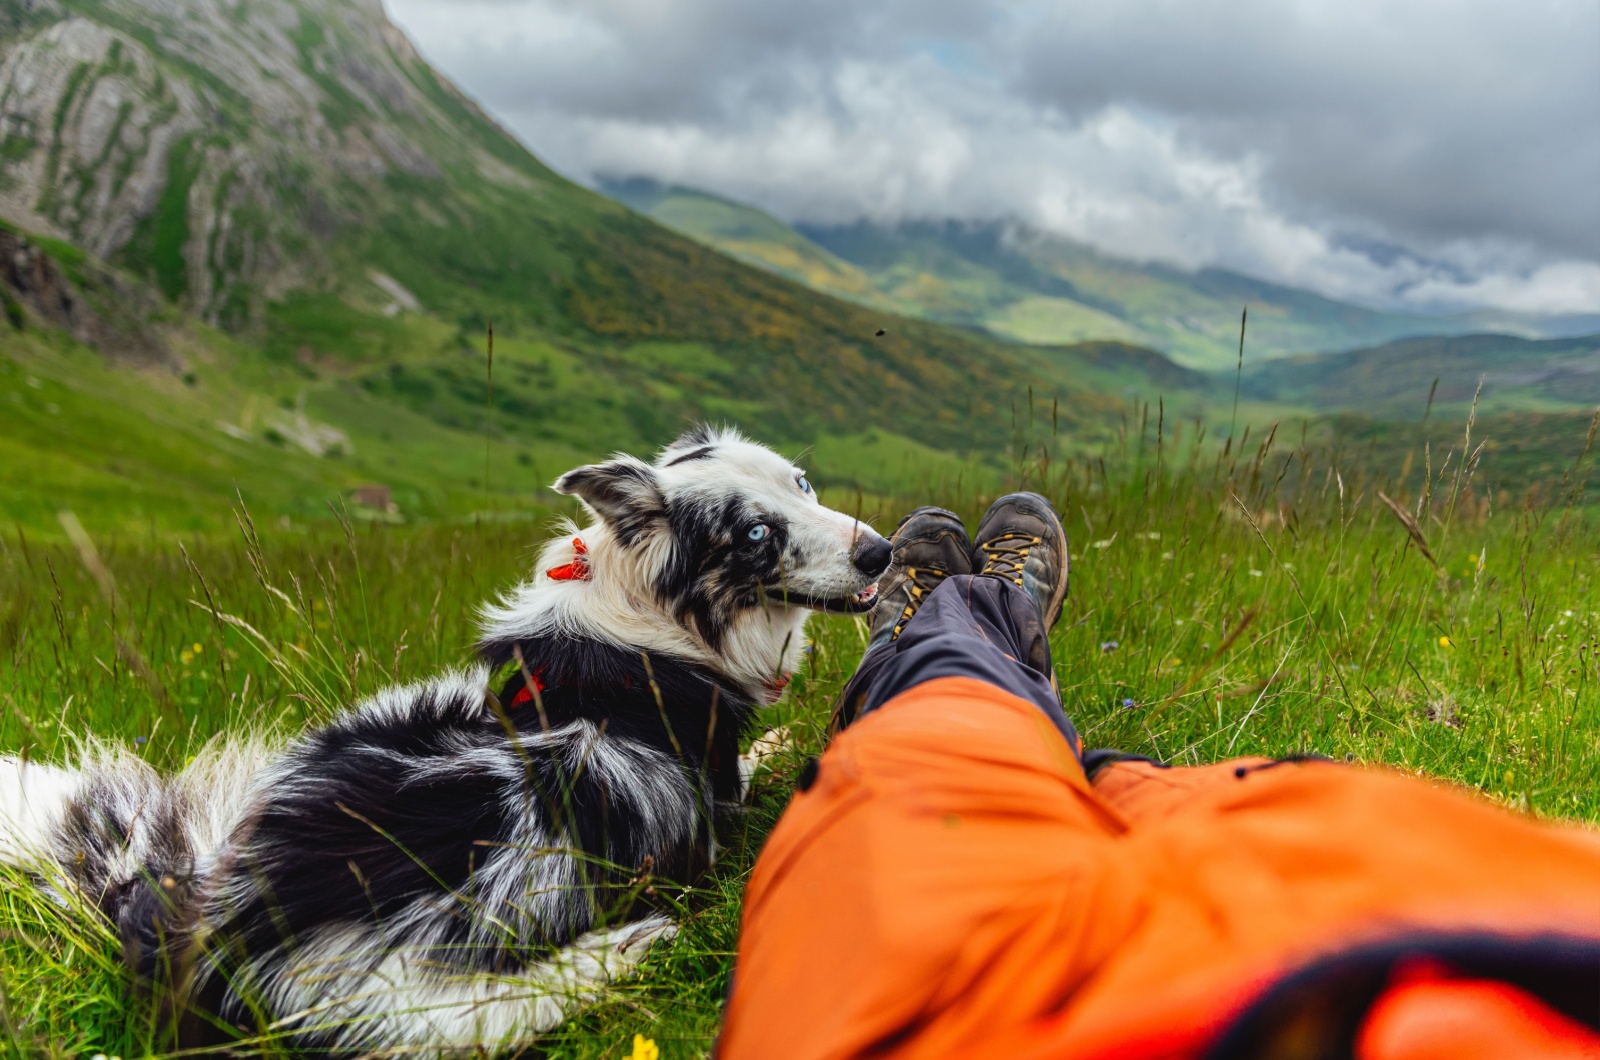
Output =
[{"x1": 551, "y1": 426, "x2": 891, "y2": 650}]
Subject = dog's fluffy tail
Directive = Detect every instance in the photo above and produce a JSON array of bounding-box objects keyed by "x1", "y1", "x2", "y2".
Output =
[
  {"x1": 0, "y1": 747, "x2": 200, "y2": 984},
  {"x1": 0, "y1": 741, "x2": 273, "y2": 991},
  {"x1": 0, "y1": 755, "x2": 79, "y2": 868}
]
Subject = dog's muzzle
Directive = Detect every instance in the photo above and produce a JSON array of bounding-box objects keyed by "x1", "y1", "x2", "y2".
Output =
[{"x1": 853, "y1": 536, "x2": 893, "y2": 579}]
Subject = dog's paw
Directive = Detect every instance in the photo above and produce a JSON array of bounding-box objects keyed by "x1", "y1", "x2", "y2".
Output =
[
  {"x1": 535, "y1": 914, "x2": 678, "y2": 1032},
  {"x1": 737, "y1": 726, "x2": 794, "y2": 801},
  {"x1": 746, "y1": 725, "x2": 793, "y2": 762}
]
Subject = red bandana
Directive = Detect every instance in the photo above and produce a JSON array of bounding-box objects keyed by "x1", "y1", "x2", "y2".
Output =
[
  {"x1": 509, "y1": 670, "x2": 546, "y2": 707},
  {"x1": 545, "y1": 538, "x2": 590, "y2": 582}
]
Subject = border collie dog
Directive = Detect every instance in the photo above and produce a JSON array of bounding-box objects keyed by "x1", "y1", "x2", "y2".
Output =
[{"x1": 0, "y1": 426, "x2": 890, "y2": 1054}]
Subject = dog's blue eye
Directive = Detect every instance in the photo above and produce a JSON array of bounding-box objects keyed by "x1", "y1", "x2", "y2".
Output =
[
  {"x1": 748, "y1": 524, "x2": 771, "y2": 542},
  {"x1": 797, "y1": 477, "x2": 813, "y2": 495}
]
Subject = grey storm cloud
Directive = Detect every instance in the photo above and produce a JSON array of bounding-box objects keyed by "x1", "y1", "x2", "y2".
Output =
[{"x1": 385, "y1": 0, "x2": 1600, "y2": 314}]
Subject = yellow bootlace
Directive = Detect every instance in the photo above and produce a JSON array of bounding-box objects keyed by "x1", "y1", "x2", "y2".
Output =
[
  {"x1": 891, "y1": 566, "x2": 952, "y2": 640},
  {"x1": 978, "y1": 532, "x2": 1041, "y2": 588}
]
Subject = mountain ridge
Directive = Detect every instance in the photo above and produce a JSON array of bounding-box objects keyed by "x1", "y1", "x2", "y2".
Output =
[
  {"x1": 1242, "y1": 331, "x2": 1600, "y2": 417},
  {"x1": 0, "y1": 0, "x2": 577, "y2": 327},
  {"x1": 601, "y1": 178, "x2": 1595, "y2": 370}
]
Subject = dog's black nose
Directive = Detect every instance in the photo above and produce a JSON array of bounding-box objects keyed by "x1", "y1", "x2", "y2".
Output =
[{"x1": 853, "y1": 535, "x2": 893, "y2": 578}]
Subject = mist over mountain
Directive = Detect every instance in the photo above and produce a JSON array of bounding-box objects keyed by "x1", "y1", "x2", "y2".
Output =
[
  {"x1": 389, "y1": 0, "x2": 1600, "y2": 319},
  {"x1": 602, "y1": 178, "x2": 1600, "y2": 371}
]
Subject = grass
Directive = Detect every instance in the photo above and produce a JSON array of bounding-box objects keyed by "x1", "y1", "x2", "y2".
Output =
[{"x1": 2, "y1": 401, "x2": 1598, "y2": 1057}]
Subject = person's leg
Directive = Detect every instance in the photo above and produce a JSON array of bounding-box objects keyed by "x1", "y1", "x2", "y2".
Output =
[
  {"x1": 722, "y1": 495, "x2": 1119, "y2": 1060},
  {"x1": 830, "y1": 494, "x2": 1074, "y2": 743},
  {"x1": 729, "y1": 502, "x2": 1600, "y2": 1060},
  {"x1": 720, "y1": 653, "x2": 1123, "y2": 1060},
  {"x1": 829, "y1": 497, "x2": 1282, "y2": 828},
  {"x1": 842, "y1": 574, "x2": 1079, "y2": 746}
]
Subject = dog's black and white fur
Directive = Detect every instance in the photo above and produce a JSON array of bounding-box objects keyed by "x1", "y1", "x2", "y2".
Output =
[{"x1": 0, "y1": 426, "x2": 890, "y2": 1054}]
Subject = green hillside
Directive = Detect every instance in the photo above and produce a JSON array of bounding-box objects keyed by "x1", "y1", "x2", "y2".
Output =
[
  {"x1": 0, "y1": 0, "x2": 1226, "y2": 537},
  {"x1": 601, "y1": 180, "x2": 1493, "y2": 370},
  {"x1": 667, "y1": 193, "x2": 1600, "y2": 499}
]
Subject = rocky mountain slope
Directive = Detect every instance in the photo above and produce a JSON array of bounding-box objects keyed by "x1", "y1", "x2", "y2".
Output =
[
  {"x1": 0, "y1": 218, "x2": 165, "y2": 358},
  {"x1": 0, "y1": 0, "x2": 537, "y2": 324}
]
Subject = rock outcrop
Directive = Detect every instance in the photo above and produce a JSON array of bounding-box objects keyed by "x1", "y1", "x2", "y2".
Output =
[
  {"x1": 0, "y1": 224, "x2": 166, "y2": 361},
  {"x1": 0, "y1": 0, "x2": 541, "y2": 328}
]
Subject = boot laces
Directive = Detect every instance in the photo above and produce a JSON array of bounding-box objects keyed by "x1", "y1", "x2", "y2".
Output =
[
  {"x1": 888, "y1": 564, "x2": 953, "y2": 640},
  {"x1": 903, "y1": 564, "x2": 951, "y2": 595},
  {"x1": 979, "y1": 532, "x2": 1040, "y2": 586}
]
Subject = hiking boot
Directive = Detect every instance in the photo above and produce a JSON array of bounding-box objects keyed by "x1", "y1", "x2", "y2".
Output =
[
  {"x1": 971, "y1": 493, "x2": 1070, "y2": 629},
  {"x1": 829, "y1": 507, "x2": 972, "y2": 737},
  {"x1": 865, "y1": 507, "x2": 973, "y2": 653}
]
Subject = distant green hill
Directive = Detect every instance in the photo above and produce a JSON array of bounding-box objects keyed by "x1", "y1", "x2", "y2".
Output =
[
  {"x1": 1239, "y1": 331, "x2": 1600, "y2": 500},
  {"x1": 0, "y1": 0, "x2": 1218, "y2": 536},
  {"x1": 1242, "y1": 333, "x2": 1600, "y2": 417},
  {"x1": 601, "y1": 180, "x2": 1592, "y2": 372},
  {"x1": 600, "y1": 177, "x2": 883, "y2": 305}
]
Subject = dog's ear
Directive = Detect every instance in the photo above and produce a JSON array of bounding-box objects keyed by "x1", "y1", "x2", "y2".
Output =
[
  {"x1": 659, "y1": 424, "x2": 722, "y2": 467},
  {"x1": 553, "y1": 457, "x2": 666, "y2": 544},
  {"x1": 673, "y1": 424, "x2": 717, "y2": 450}
]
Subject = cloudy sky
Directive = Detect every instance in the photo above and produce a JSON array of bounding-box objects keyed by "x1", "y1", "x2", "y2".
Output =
[{"x1": 385, "y1": 0, "x2": 1600, "y2": 315}]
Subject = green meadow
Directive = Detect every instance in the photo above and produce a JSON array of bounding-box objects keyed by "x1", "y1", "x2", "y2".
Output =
[{"x1": 2, "y1": 406, "x2": 1597, "y2": 1058}]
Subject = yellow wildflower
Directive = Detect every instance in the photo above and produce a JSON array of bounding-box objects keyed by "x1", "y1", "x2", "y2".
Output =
[
  {"x1": 628, "y1": 1035, "x2": 660, "y2": 1060},
  {"x1": 1439, "y1": 636, "x2": 1453, "y2": 648},
  {"x1": 192, "y1": 642, "x2": 204, "y2": 654}
]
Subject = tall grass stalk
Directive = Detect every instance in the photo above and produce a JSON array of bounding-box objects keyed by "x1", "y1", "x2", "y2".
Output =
[{"x1": 1228, "y1": 306, "x2": 1247, "y2": 444}]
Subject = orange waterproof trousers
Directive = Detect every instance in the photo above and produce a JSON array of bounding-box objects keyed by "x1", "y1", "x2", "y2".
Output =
[{"x1": 720, "y1": 677, "x2": 1600, "y2": 1059}]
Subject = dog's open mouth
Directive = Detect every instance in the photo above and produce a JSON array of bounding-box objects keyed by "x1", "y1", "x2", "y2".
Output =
[{"x1": 765, "y1": 582, "x2": 880, "y2": 614}]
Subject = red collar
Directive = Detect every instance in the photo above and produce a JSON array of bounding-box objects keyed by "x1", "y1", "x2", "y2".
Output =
[{"x1": 545, "y1": 537, "x2": 590, "y2": 581}]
